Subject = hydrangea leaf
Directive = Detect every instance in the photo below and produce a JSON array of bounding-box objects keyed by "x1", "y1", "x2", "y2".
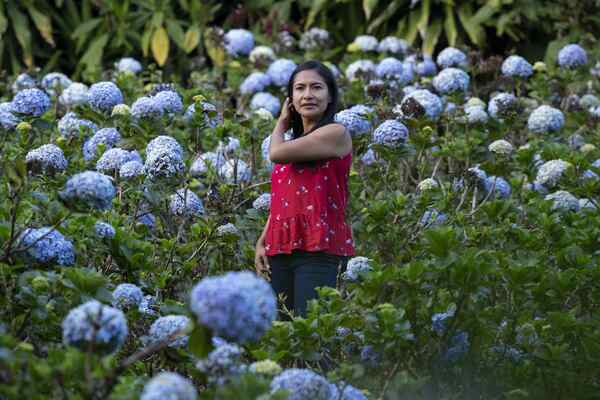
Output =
[{"x1": 188, "y1": 324, "x2": 214, "y2": 358}]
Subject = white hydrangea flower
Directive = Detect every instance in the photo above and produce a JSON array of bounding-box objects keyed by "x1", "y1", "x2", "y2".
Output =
[
  {"x1": 545, "y1": 191, "x2": 580, "y2": 212},
  {"x1": 535, "y1": 159, "x2": 572, "y2": 188},
  {"x1": 351, "y1": 35, "x2": 379, "y2": 52},
  {"x1": 249, "y1": 46, "x2": 276, "y2": 64},
  {"x1": 488, "y1": 139, "x2": 514, "y2": 156},
  {"x1": 216, "y1": 223, "x2": 240, "y2": 237},
  {"x1": 252, "y1": 193, "x2": 271, "y2": 211},
  {"x1": 418, "y1": 178, "x2": 439, "y2": 191},
  {"x1": 219, "y1": 159, "x2": 251, "y2": 183},
  {"x1": 342, "y1": 256, "x2": 372, "y2": 282}
]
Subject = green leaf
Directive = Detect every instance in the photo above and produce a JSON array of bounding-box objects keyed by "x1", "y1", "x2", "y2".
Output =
[
  {"x1": 0, "y1": 8, "x2": 8, "y2": 36},
  {"x1": 368, "y1": 0, "x2": 403, "y2": 34},
  {"x1": 141, "y1": 28, "x2": 152, "y2": 57},
  {"x1": 25, "y1": 4, "x2": 54, "y2": 46},
  {"x1": 7, "y1": 3, "x2": 32, "y2": 67},
  {"x1": 166, "y1": 19, "x2": 185, "y2": 50},
  {"x1": 472, "y1": 3, "x2": 499, "y2": 26},
  {"x1": 457, "y1": 3, "x2": 485, "y2": 46},
  {"x1": 416, "y1": 0, "x2": 431, "y2": 38},
  {"x1": 422, "y1": 18, "x2": 442, "y2": 55},
  {"x1": 70, "y1": 18, "x2": 102, "y2": 40},
  {"x1": 305, "y1": 0, "x2": 328, "y2": 30},
  {"x1": 188, "y1": 324, "x2": 214, "y2": 358},
  {"x1": 404, "y1": 9, "x2": 421, "y2": 45},
  {"x1": 80, "y1": 33, "x2": 108, "y2": 71},
  {"x1": 363, "y1": 0, "x2": 378, "y2": 21},
  {"x1": 444, "y1": 4, "x2": 457, "y2": 46}
]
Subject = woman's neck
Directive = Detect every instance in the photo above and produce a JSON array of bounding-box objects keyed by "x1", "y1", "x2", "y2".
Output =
[{"x1": 301, "y1": 116, "x2": 321, "y2": 135}]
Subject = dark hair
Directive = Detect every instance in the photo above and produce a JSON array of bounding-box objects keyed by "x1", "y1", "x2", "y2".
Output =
[{"x1": 287, "y1": 60, "x2": 339, "y2": 141}]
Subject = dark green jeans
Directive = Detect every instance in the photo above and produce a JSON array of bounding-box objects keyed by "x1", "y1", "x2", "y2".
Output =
[{"x1": 267, "y1": 249, "x2": 349, "y2": 319}]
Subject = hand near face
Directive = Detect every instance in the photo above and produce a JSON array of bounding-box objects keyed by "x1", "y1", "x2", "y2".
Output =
[{"x1": 277, "y1": 97, "x2": 293, "y2": 130}]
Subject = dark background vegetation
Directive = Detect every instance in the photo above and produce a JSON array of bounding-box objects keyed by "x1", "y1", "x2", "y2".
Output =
[{"x1": 1, "y1": 0, "x2": 599, "y2": 82}]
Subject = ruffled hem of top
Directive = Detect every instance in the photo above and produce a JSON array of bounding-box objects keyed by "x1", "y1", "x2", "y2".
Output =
[{"x1": 264, "y1": 214, "x2": 355, "y2": 257}]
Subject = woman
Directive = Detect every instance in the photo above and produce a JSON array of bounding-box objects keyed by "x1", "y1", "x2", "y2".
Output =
[{"x1": 254, "y1": 60, "x2": 355, "y2": 319}]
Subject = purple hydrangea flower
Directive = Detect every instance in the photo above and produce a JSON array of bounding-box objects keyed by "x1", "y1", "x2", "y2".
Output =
[
  {"x1": 11, "y1": 88, "x2": 51, "y2": 117},
  {"x1": 83, "y1": 128, "x2": 121, "y2": 161},
  {"x1": 270, "y1": 368, "x2": 333, "y2": 400},
  {"x1": 557, "y1": 44, "x2": 587, "y2": 69},
  {"x1": 62, "y1": 300, "x2": 128, "y2": 355},
  {"x1": 432, "y1": 68, "x2": 470, "y2": 94},
  {"x1": 189, "y1": 271, "x2": 277, "y2": 344},
  {"x1": 16, "y1": 227, "x2": 75, "y2": 266},
  {"x1": 87, "y1": 82, "x2": 124, "y2": 113},
  {"x1": 501, "y1": 55, "x2": 533, "y2": 78},
  {"x1": 60, "y1": 171, "x2": 116, "y2": 210},
  {"x1": 372, "y1": 119, "x2": 408, "y2": 148},
  {"x1": 224, "y1": 29, "x2": 255, "y2": 56}
]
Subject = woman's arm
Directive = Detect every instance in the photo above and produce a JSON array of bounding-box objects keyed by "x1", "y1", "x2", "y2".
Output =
[
  {"x1": 269, "y1": 123, "x2": 351, "y2": 164},
  {"x1": 256, "y1": 213, "x2": 271, "y2": 246}
]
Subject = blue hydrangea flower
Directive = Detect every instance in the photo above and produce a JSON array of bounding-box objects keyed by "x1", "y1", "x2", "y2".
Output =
[
  {"x1": 190, "y1": 151, "x2": 227, "y2": 176},
  {"x1": 141, "y1": 372, "x2": 197, "y2": 400},
  {"x1": 334, "y1": 108, "x2": 372, "y2": 137},
  {"x1": 60, "y1": 171, "x2": 116, "y2": 211},
  {"x1": 169, "y1": 188, "x2": 204, "y2": 218},
  {"x1": 58, "y1": 112, "x2": 98, "y2": 139},
  {"x1": 345, "y1": 60, "x2": 376, "y2": 81},
  {"x1": 119, "y1": 160, "x2": 144, "y2": 179},
  {"x1": 87, "y1": 82, "x2": 124, "y2": 113},
  {"x1": 377, "y1": 36, "x2": 408, "y2": 55},
  {"x1": 328, "y1": 382, "x2": 368, "y2": 400},
  {"x1": 11, "y1": 88, "x2": 51, "y2": 117},
  {"x1": 252, "y1": 193, "x2": 271, "y2": 211},
  {"x1": 299, "y1": 28, "x2": 331, "y2": 51},
  {"x1": 491, "y1": 344, "x2": 525, "y2": 363},
  {"x1": 351, "y1": 35, "x2": 378, "y2": 52},
  {"x1": 25, "y1": 144, "x2": 68, "y2": 174},
  {"x1": 432, "y1": 310, "x2": 455, "y2": 335},
  {"x1": 240, "y1": 72, "x2": 272, "y2": 96},
  {"x1": 16, "y1": 227, "x2": 75, "y2": 266},
  {"x1": 11, "y1": 73, "x2": 37, "y2": 93},
  {"x1": 0, "y1": 110, "x2": 20, "y2": 130},
  {"x1": 523, "y1": 181, "x2": 548, "y2": 195},
  {"x1": 416, "y1": 56, "x2": 437, "y2": 77},
  {"x1": 557, "y1": 44, "x2": 588, "y2": 69},
  {"x1": 146, "y1": 135, "x2": 183, "y2": 158},
  {"x1": 83, "y1": 128, "x2": 121, "y2": 161},
  {"x1": 131, "y1": 96, "x2": 163, "y2": 120},
  {"x1": 483, "y1": 176, "x2": 511, "y2": 199},
  {"x1": 250, "y1": 92, "x2": 281, "y2": 116},
  {"x1": 527, "y1": 105, "x2": 565, "y2": 134},
  {"x1": 183, "y1": 101, "x2": 222, "y2": 128},
  {"x1": 224, "y1": 29, "x2": 254, "y2": 56},
  {"x1": 196, "y1": 341, "x2": 247, "y2": 386},
  {"x1": 545, "y1": 190, "x2": 580, "y2": 212},
  {"x1": 464, "y1": 105, "x2": 489, "y2": 124},
  {"x1": 59, "y1": 82, "x2": 89, "y2": 108},
  {"x1": 111, "y1": 283, "x2": 143, "y2": 309},
  {"x1": 95, "y1": 221, "x2": 116, "y2": 239},
  {"x1": 360, "y1": 147, "x2": 384, "y2": 166},
  {"x1": 115, "y1": 57, "x2": 143, "y2": 74},
  {"x1": 153, "y1": 90, "x2": 183, "y2": 115},
  {"x1": 436, "y1": 47, "x2": 468, "y2": 69},
  {"x1": 419, "y1": 208, "x2": 447, "y2": 228},
  {"x1": 443, "y1": 331, "x2": 469, "y2": 362},
  {"x1": 270, "y1": 368, "x2": 333, "y2": 400},
  {"x1": 144, "y1": 149, "x2": 185, "y2": 181},
  {"x1": 146, "y1": 315, "x2": 192, "y2": 348},
  {"x1": 372, "y1": 119, "x2": 408, "y2": 148},
  {"x1": 41, "y1": 72, "x2": 72, "y2": 97},
  {"x1": 501, "y1": 55, "x2": 533, "y2": 78},
  {"x1": 360, "y1": 345, "x2": 381, "y2": 367},
  {"x1": 189, "y1": 271, "x2": 277, "y2": 344},
  {"x1": 62, "y1": 300, "x2": 128, "y2": 355},
  {"x1": 579, "y1": 94, "x2": 600, "y2": 110},
  {"x1": 375, "y1": 57, "x2": 403, "y2": 80},
  {"x1": 267, "y1": 58, "x2": 297, "y2": 87},
  {"x1": 433, "y1": 68, "x2": 470, "y2": 94},
  {"x1": 219, "y1": 159, "x2": 251, "y2": 183},
  {"x1": 341, "y1": 256, "x2": 372, "y2": 282},
  {"x1": 488, "y1": 92, "x2": 518, "y2": 120},
  {"x1": 96, "y1": 148, "x2": 140, "y2": 174},
  {"x1": 401, "y1": 89, "x2": 444, "y2": 120}
]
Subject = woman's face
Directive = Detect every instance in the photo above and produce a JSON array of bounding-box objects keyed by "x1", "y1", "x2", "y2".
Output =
[{"x1": 291, "y1": 69, "x2": 331, "y2": 120}]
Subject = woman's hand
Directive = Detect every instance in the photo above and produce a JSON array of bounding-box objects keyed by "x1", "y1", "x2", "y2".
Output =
[
  {"x1": 254, "y1": 241, "x2": 271, "y2": 281},
  {"x1": 277, "y1": 97, "x2": 293, "y2": 131}
]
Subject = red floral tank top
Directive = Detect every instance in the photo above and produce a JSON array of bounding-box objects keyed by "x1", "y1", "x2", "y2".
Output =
[{"x1": 264, "y1": 152, "x2": 356, "y2": 257}]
